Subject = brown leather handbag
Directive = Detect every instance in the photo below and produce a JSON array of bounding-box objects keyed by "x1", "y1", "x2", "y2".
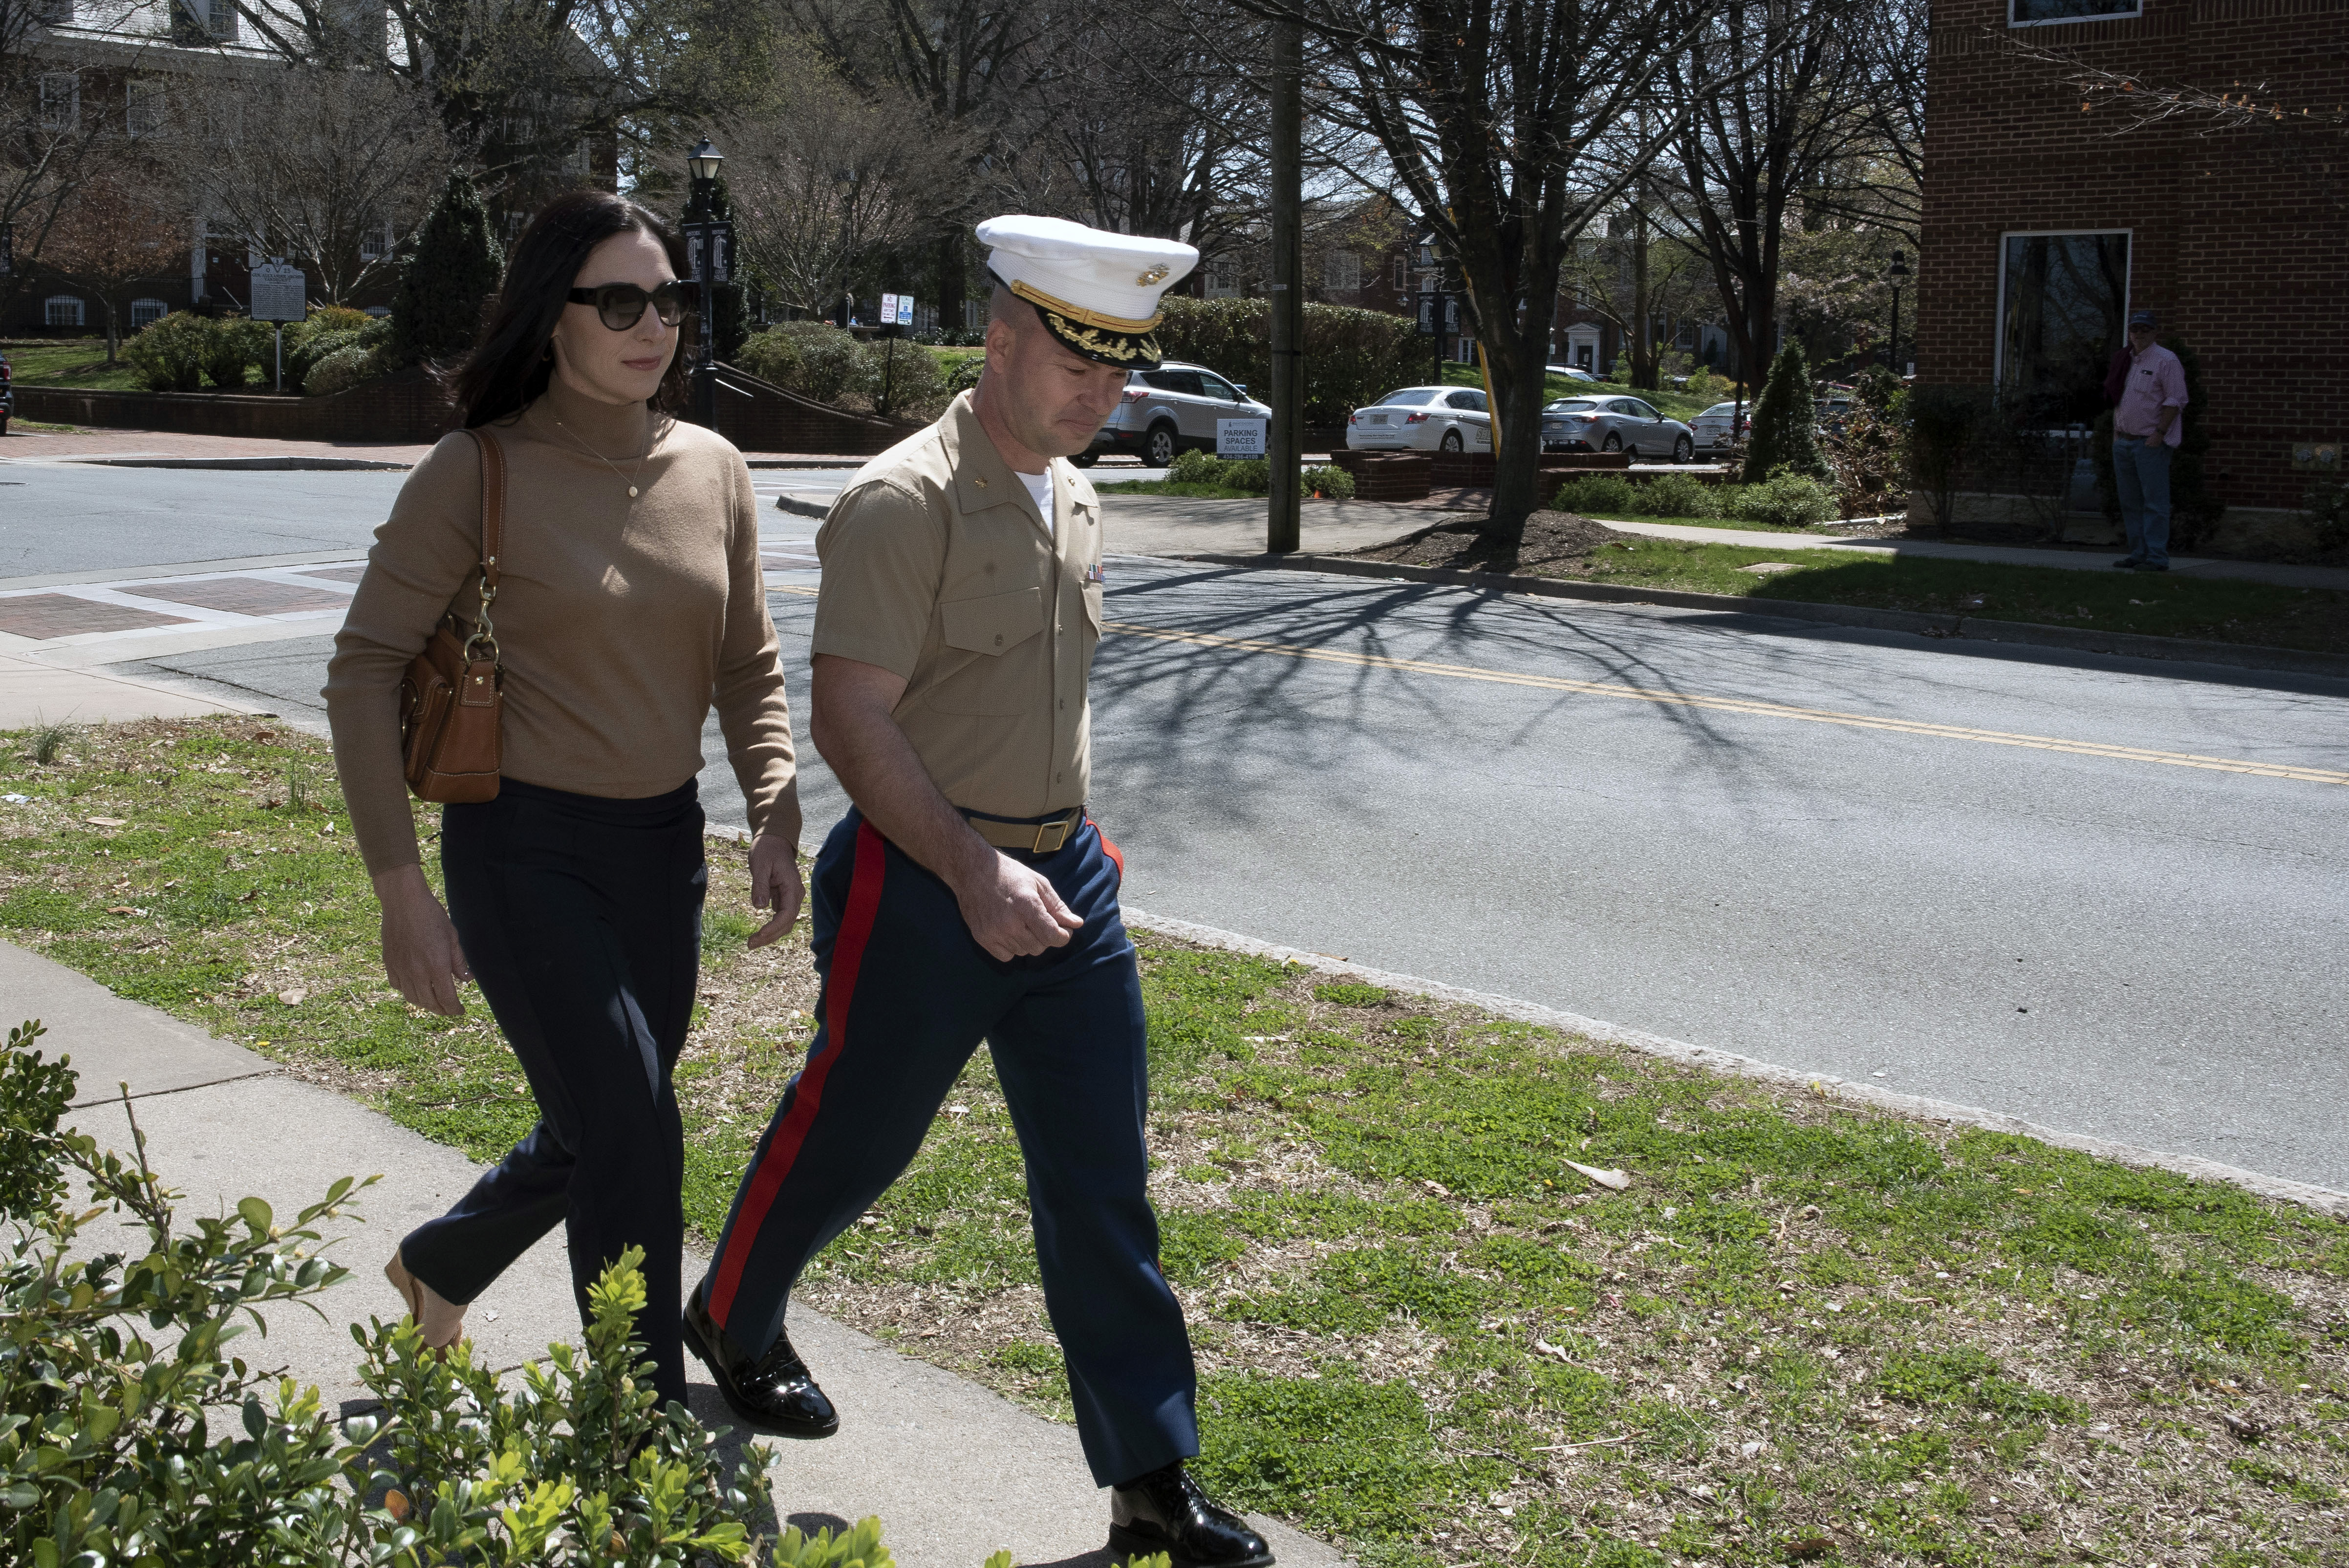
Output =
[{"x1": 398, "y1": 429, "x2": 508, "y2": 803}]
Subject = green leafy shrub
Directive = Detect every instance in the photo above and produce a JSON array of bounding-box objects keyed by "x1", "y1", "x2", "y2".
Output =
[
  {"x1": 1742, "y1": 343, "x2": 1830, "y2": 483},
  {"x1": 121, "y1": 311, "x2": 211, "y2": 392},
  {"x1": 862, "y1": 338, "x2": 948, "y2": 420},
  {"x1": 2306, "y1": 477, "x2": 2349, "y2": 557},
  {"x1": 201, "y1": 317, "x2": 268, "y2": 388},
  {"x1": 737, "y1": 321, "x2": 866, "y2": 404},
  {"x1": 392, "y1": 172, "x2": 504, "y2": 366},
  {"x1": 1221, "y1": 458, "x2": 1271, "y2": 495},
  {"x1": 1734, "y1": 468, "x2": 1838, "y2": 527},
  {"x1": 1167, "y1": 447, "x2": 1225, "y2": 486},
  {"x1": 304, "y1": 344, "x2": 382, "y2": 397},
  {"x1": 1551, "y1": 473, "x2": 1638, "y2": 516},
  {"x1": 1302, "y1": 464, "x2": 1356, "y2": 500},
  {"x1": 1685, "y1": 366, "x2": 1725, "y2": 401},
  {"x1": 290, "y1": 314, "x2": 391, "y2": 393},
  {"x1": 1638, "y1": 471, "x2": 1721, "y2": 518},
  {"x1": 0, "y1": 1035, "x2": 783, "y2": 1566}
]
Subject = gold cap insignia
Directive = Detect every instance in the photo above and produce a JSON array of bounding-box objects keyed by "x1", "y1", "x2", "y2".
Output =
[{"x1": 1136, "y1": 263, "x2": 1171, "y2": 287}]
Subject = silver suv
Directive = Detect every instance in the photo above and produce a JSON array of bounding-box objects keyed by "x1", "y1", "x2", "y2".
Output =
[{"x1": 1081, "y1": 360, "x2": 1272, "y2": 468}]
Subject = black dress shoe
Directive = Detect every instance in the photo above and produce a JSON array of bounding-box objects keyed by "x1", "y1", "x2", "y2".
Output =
[
  {"x1": 681, "y1": 1284, "x2": 839, "y2": 1438},
  {"x1": 1108, "y1": 1462, "x2": 1274, "y2": 1568},
  {"x1": 2112, "y1": 555, "x2": 2144, "y2": 568}
]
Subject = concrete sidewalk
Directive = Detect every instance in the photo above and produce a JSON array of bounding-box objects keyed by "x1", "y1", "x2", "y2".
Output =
[
  {"x1": 1592, "y1": 517, "x2": 2349, "y2": 592},
  {"x1": 5, "y1": 938, "x2": 1343, "y2": 1568},
  {"x1": 0, "y1": 647, "x2": 266, "y2": 729}
]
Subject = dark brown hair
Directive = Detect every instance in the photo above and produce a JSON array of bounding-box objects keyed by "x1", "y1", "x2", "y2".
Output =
[{"x1": 450, "y1": 190, "x2": 694, "y2": 429}]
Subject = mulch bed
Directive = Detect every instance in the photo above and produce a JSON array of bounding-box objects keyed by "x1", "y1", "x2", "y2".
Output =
[{"x1": 1347, "y1": 510, "x2": 1628, "y2": 576}]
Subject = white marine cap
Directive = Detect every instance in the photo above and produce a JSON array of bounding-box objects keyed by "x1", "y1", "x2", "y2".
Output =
[{"x1": 975, "y1": 214, "x2": 1198, "y2": 368}]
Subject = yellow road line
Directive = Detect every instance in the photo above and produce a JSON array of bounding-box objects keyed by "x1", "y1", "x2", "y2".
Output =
[
  {"x1": 1103, "y1": 620, "x2": 2349, "y2": 787},
  {"x1": 770, "y1": 584, "x2": 2344, "y2": 785}
]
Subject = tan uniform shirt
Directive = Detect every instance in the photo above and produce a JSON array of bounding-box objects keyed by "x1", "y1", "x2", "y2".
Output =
[{"x1": 811, "y1": 391, "x2": 1105, "y2": 819}]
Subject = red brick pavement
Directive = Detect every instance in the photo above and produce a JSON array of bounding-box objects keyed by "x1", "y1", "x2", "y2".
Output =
[
  {"x1": 0, "y1": 594, "x2": 197, "y2": 640},
  {"x1": 120, "y1": 578, "x2": 353, "y2": 615}
]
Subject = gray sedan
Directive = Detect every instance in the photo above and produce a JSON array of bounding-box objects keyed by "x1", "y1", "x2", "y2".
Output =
[{"x1": 1540, "y1": 396, "x2": 1696, "y2": 461}]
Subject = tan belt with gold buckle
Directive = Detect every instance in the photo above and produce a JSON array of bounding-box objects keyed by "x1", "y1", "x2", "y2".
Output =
[{"x1": 964, "y1": 809, "x2": 1082, "y2": 855}]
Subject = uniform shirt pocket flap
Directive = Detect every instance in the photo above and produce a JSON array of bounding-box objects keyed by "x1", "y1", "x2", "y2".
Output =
[{"x1": 941, "y1": 585, "x2": 1044, "y2": 656}]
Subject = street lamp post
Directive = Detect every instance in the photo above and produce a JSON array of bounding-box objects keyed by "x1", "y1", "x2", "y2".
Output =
[
  {"x1": 684, "y1": 137, "x2": 731, "y2": 429},
  {"x1": 1885, "y1": 249, "x2": 1909, "y2": 375}
]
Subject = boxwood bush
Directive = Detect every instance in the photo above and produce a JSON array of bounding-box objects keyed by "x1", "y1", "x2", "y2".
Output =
[
  {"x1": 1550, "y1": 473, "x2": 1639, "y2": 517},
  {"x1": 121, "y1": 312, "x2": 213, "y2": 392}
]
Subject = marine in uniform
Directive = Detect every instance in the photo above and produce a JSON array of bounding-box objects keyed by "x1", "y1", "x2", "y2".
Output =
[{"x1": 682, "y1": 216, "x2": 1273, "y2": 1568}]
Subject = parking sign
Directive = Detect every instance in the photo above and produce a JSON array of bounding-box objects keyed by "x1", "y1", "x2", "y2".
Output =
[{"x1": 1216, "y1": 418, "x2": 1267, "y2": 458}]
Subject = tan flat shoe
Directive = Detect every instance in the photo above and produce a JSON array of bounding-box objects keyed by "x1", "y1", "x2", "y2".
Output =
[{"x1": 384, "y1": 1248, "x2": 468, "y2": 1353}]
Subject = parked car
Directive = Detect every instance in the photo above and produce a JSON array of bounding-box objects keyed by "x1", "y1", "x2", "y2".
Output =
[
  {"x1": 1690, "y1": 401, "x2": 1750, "y2": 453},
  {"x1": 1539, "y1": 395, "x2": 1696, "y2": 461},
  {"x1": 1082, "y1": 360, "x2": 1270, "y2": 467},
  {"x1": 0, "y1": 349, "x2": 11, "y2": 438},
  {"x1": 1544, "y1": 364, "x2": 1604, "y2": 383},
  {"x1": 1345, "y1": 386, "x2": 1493, "y2": 452}
]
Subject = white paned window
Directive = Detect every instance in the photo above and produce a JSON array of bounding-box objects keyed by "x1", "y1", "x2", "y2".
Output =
[
  {"x1": 130, "y1": 298, "x2": 168, "y2": 329},
  {"x1": 127, "y1": 80, "x2": 167, "y2": 138},
  {"x1": 38, "y1": 73, "x2": 78, "y2": 131},
  {"x1": 46, "y1": 295, "x2": 86, "y2": 328},
  {"x1": 359, "y1": 219, "x2": 393, "y2": 262},
  {"x1": 1323, "y1": 251, "x2": 1360, "y2": 293}
]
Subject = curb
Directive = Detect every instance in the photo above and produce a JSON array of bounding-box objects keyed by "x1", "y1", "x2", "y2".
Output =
[
  {"x1": 1176, "y1": 551, "x2": 2349, "y2": 681},
  {"x1": 1123, "y1": 909, "x2": 2349, "y2": 1219},
  {"x1": 55, "y1": 456, "x2": 413, "y2": 472}
]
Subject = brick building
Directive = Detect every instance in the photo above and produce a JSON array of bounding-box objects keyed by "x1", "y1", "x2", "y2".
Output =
[{"x1": 1918, "y1": 0, "x2": 2348, "y2": 542}]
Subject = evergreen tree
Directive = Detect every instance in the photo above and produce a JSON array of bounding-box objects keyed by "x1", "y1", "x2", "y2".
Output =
[
  {"x1": 390, "y1": 173, "x2": 505, "y2": 365},
  {"x1": 1742, "y1": 342, "x2": 1830, "y2": 482}
]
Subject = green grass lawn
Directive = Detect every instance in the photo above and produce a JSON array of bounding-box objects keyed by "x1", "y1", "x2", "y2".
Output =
[
  {"x1": 1095, "y1": 479, "x2": 1264, "y2": 500},
  {"x1": 1568, "y1": 511, "x2": 1858, "y2": 537},
  {"x1": 5, "y1": 718, "x2": 2346, "y2": 1568},
  {"x1": 2, "y1": 337, "x2": 143, "y2": 392},
  {"x1": 1389, "y1": 532, "x2": 2349, "y2": 655}
]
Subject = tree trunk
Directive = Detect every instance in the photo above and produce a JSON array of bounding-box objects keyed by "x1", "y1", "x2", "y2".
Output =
[
  {"x1": 934, "y1": 230, "x2": 965, "y2": 339},
  {"x1": 1631, "y1": 206, "x2": 1658, "y2": 391},
  {"x1": 104, "y1": 304, "x2": 120, "y2": 366}
]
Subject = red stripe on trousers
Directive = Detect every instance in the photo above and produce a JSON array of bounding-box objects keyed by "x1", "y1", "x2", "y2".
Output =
[
  {"x1": 1091, "y1": 817, "x2": 1124, "y2": 881},
  {"x1": 708, "y1": 820, "x2": 888, "y2": 1327}
]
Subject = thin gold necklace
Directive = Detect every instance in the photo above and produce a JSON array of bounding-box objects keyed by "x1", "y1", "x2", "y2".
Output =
[{"x1": 552, "y1": 416, "x2": 650, "y2": 498}]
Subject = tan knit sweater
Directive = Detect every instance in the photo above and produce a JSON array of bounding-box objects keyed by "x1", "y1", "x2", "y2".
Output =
[{"x1": 324, "y1": 376, "x2": 797, "y2": 877}]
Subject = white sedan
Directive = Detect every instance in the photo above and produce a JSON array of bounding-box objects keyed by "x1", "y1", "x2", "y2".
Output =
[{"x1": 1345, "y1": 386, "x2": 1492, "y2": 453}]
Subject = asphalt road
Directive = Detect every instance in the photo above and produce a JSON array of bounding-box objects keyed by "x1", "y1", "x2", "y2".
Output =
[
  {"x1": 0, "y1": 467, "x2": 411, "y2": 577},
  {"x1": 22, "y1": 472, "x2": 2348, "y2": 1192}
]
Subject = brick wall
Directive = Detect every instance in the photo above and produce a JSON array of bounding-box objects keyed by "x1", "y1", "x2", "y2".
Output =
[
  {"x1": 16, "y1": 363, "x2": 923, "y2": 455},
  {"x1": 707, "y1": 367, "x2": 924, "y2": 456},
  {"x1": 1918, "y1": 0, "x2": 2349, "y2": 511},
  {"x1": 16, "y1": 365, "x2": 458, "y2": 444}
]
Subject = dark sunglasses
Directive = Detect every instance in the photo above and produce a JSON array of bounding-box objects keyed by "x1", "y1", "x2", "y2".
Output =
[{"x1": 566, "y1": 279, "x2": 693, "y2": 330}]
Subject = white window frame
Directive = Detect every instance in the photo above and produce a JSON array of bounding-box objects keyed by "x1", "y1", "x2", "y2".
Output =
[
  {"x1": 1323, "y1": 251, "x2": 1361, "y2": 293},
  {"x1": 45, "y1": 294, "x2": 86, "y2": 328},
  {"x1": 2008, "y1": 0, "x2": 2140, "y2": 26},
  {"x1": 38, "y1": 73, "x2": 78, "y2": 132},
  {"x1": 130, "y1": 297, "x2": 169, "y2": 329},
  {"x1": 204, "y1": 0, "x2": 239, "y2": 41},
  {"x1": 126, "y1": 79, "x2": 167, "y2": 139},
  {"x1": 359, "y1": 217, "x2": 394, "y2": 262},
  {"x1": 1992, "y1": 227, "x2": 2133, "y2": 395}
]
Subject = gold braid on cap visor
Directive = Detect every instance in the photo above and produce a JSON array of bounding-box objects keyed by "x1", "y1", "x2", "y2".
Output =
[{"x1": 1009, "y1": 279, "x2": 1163, "y2": 334}]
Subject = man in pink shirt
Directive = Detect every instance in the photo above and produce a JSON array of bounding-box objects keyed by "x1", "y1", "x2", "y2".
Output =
[{"x1": 2110, "y1": 308, "x2": 2189, "y2": 572}]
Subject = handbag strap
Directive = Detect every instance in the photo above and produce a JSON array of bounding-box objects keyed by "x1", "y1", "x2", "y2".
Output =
[{"x1": 463, "y1": 429, "x2": 508, "y2": 664}]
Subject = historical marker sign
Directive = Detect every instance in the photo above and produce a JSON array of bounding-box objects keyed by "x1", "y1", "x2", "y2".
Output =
[{"x1": 249, "y1": 262, "x2": 306, "y2": 322}]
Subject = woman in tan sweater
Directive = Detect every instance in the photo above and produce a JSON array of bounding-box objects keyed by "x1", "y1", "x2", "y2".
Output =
[{"x1": 323, "y1": 190, "x2": 800, "y2": 1412}]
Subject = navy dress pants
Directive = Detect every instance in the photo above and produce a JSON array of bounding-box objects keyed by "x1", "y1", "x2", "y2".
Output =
[
  {"x1": 400, "y1": 777, "x2": 706, "y2": 1410},
  {"x1": 698, "y1": 808, "x2": 1199, "y2": 1488}
]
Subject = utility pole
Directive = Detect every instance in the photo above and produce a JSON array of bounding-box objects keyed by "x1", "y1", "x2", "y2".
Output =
[{"x1": 1266, "y1": 13, "x2": 1303, "y2": 554}]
